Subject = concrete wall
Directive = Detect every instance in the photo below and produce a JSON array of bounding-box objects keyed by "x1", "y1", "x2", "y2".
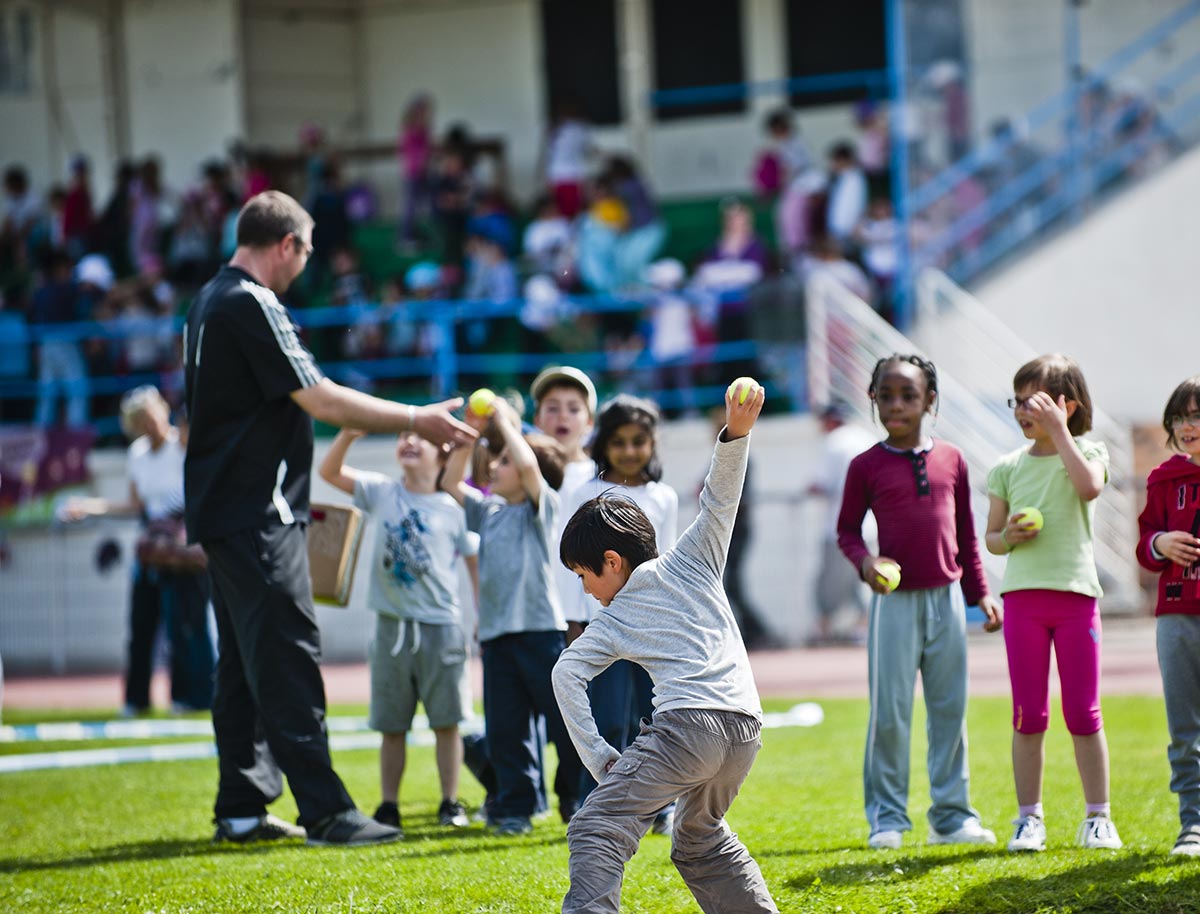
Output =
[
  {"x1": 0, "y1": 414, "x2": 850, "y2": 673},
  {"x1": 974, "y1": 144, "x2": 1200, "y2": 423}
]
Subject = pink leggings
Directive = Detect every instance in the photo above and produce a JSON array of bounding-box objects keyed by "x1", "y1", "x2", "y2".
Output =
[{"x1": 1003, "y1": 589, "x2": 1103, "y2": 736}]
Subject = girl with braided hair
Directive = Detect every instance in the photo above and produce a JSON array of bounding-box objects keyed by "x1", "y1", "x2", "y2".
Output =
[{"x1": 837, "y1": 353, "x2": 1003, "y2": 850}]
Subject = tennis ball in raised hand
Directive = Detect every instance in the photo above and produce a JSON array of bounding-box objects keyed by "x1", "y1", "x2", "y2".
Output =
[
  {"x1": 468, "y1": 388, "x2": 496, "y2": 417},
  {"x1": 1016, "y1": 506, "x2": 1044, "y2": 531},
  {"x1": 875, "y1": 560, "x2": 901, "y2": 593},
  {"x1": 727, "y1": 376, "x2": 758, "y2": 405}
]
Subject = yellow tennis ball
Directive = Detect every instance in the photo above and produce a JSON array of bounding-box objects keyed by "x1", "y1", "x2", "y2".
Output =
[
  {"x1": 727, "y1": 376, "x2": 758, "y2": 405},
  {"x1": 875, "y1": 560, "x2": 901, "y2": 593},
  {"x1": 1016, "y1": 506, "x2": 1044, "y2": 531},
  {"x1": 468, "y1": 388, "x2": 496, "y2": 417}
]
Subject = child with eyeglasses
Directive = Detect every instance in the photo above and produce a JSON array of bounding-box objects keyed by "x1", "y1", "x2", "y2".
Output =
[
  {"x1": 985, "y1": 353, "x2": 1121, "y2": 852},
  {"x1": 1136, "y1": 375, "x2": 1200, "y2": 857}
]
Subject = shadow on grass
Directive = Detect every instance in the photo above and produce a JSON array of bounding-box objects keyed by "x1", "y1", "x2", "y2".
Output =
[
  {"x1": 0, "y1": 827, "x2": 567, "y2": 874},
  {"x1": 782, "y1": 845, "x2": 1000, "y2": 888},
  {"x1": 931, "y1": 854, "x2": 1200, "y2": 914}
]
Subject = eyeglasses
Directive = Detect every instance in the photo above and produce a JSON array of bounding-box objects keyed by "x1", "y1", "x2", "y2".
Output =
[
  {"x1": 1171, "y1": 412, "x2": 1200, "y2": 429},
  {"x1": 1007, "y1": 397, "x2": 1032, "y2": 409},
  {"x1": 289, "y1": 234, "x2": 313, "y2": 258}
]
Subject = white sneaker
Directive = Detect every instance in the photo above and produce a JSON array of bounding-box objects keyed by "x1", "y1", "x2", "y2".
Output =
[
  {"x1": 1007, "y1": 815, "x2": 1047, "y2": 852},
  {"x1": 928, "y1": 818, "x2": 996, "y2": 846},
  {"x1": 868, "y1": 829, "x2": 903, "y2": 849},
  {"x1": 1077, "y1": 815, "x2": 1122, "y2": 849},
  {"x1": 1171, "y1": 824, "x2": 1200, "y2": 856}
]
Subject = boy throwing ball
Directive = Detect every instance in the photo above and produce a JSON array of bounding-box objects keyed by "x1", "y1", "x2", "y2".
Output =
[{"x1": 552, "y1": 379, "x2": 778, "y2": 914}]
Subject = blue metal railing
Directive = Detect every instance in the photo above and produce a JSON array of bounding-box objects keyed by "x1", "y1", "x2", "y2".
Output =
[
  {"x1": 908, "y1": 0, "x2": 1200, "y2": 290},
  {"x1": 2, "y1": 292, "x2": 790, "y2": 438}
]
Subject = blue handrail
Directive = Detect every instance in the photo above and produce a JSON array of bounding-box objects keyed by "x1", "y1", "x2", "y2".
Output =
[{"x1": 649, "y1": 69, "x2": 889, "y2": 109}]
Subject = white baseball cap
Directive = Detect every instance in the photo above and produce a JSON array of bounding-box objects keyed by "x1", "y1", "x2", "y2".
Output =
[{"x1": 530, "y1": 365, "x2": 597, "y2": 415}]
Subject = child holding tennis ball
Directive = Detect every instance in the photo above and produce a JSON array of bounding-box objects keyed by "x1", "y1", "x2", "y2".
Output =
[
  {"x1": 837, "y1": 353, "x2": 1001, "y2": 851},
  {"x1": 985, "y1": 354, "x2": 1121, "y2": 852},
  {"x1": 1136, "y1": 375, "x2": 1200, "y2": 856}
]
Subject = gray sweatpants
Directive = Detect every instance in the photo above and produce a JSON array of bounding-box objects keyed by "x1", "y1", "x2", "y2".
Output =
[
  {"x1": 1157, "y1": 614, "x2": 1200, "y2": 829},
  {"x1": 864, "y1": 584, "x2": 979, "y2": 837},
  {"x1": 563, "y1": 708, "x2": 778, "y2": 914}
]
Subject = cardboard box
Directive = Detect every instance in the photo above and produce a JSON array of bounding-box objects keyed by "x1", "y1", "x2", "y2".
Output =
[{"x1": 308, "y1": 503, "x2": 364, "y2": 607}]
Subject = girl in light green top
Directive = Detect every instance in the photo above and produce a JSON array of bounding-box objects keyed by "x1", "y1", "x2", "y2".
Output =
[{"x1": 984, "y1": 354, "x2": 1120, "y2": 854}]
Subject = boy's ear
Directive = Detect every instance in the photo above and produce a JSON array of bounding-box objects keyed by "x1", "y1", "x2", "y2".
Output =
[{"x1": 602, "y1": 549, "x2": 623, "y2": 572}]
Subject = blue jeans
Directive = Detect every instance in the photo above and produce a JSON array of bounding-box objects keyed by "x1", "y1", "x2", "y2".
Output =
[
  {"x1": 36, "y1": 340, "x2": 88, "y2": 427},
  {"x1": 482, "y1": 630, "x2": 582, "y2": 820}
]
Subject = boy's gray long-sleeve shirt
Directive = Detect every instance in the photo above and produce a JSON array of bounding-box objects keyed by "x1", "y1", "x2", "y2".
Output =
[{"x1": 552, "y1": 432, "x2": 764, "y2": 782}]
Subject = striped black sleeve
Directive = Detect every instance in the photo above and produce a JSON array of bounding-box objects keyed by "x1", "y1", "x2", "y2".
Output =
[{"x1": 235, "y1": 279, "x2": 323, "y2": 399}]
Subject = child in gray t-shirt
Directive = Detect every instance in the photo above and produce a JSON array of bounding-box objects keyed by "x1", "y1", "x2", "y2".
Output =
[
  {"x1": 319, "y1": 429, "x2": 478, "y2": 834},
  {"x1": 442, "y1": 398, "x2": 583, "y2": 835},
  {"x1": 552, "y1": 380, "x2": 778, "y2": 914}
]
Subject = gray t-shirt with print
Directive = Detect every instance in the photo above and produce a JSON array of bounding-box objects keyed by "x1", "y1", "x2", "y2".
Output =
[
  {"x1": 463, "y1": 480, "x2": 565, "y2": 641},
  {"x1": 354, "y1": 472, "x2": 477, "y2": 624}
]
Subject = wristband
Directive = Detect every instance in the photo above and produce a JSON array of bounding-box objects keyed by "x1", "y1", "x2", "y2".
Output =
[{"x1": 406, "y1": 404, "x2": 416, "y2": 432}]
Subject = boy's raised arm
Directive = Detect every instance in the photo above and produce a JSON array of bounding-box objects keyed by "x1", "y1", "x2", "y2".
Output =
[
  {"x1": 318, "y1": 428, "x2": 366, "y2": 496},
  {"x1": 671, "y1": 382, "x2": 764, "y2": 575},
  {"x1": 492, "y1": 399, "x2": 545, "y2": 508}
]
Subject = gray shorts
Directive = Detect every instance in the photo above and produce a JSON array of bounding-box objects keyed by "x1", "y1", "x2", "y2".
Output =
[{"x1": 368, "y1": 615, "x2": 469, "y2": 732}]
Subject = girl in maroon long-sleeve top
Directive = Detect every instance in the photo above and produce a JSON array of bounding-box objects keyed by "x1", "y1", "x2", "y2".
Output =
[
  {"x1": 1137, "y1": 375, "x2": 1200, "y2": 856},
  {"x1": 837, "y1": 354, "x2": 1002, "y2": 851}
]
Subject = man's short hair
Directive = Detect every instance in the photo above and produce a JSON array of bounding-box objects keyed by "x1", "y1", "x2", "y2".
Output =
[
  {"x1": 560, "y1": 492, "x2": 658, "y2": 576},
  {"x1": 236, "y1": 190, "x2": 313, "y2": 249}
]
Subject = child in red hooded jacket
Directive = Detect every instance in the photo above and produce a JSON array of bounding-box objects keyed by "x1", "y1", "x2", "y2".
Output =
[{"x1": 1137, "y1": 375, "x2": 1200, "y2": 857}]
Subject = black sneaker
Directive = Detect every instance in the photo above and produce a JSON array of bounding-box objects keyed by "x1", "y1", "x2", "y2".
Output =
[
  {"x1": 372, "y1": 802, "x2": 402, "y2": 829},
  {"x1": 213, "y1": 814, "x2": 306, "y2": 844},
  {"x1": 307, "y1": 808, "x2": 403, "y2": 847},
  {"x1": 438, "y1": 799, "x2": 470, "y2": 828}
]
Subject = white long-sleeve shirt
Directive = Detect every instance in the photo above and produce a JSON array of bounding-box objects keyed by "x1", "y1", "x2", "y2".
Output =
[{"x1": 551, "y1": 433, "x2": 763, "y2": 781}]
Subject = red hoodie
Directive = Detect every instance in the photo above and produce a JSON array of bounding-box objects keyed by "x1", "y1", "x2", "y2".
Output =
[{"x1": 1137, "y1": 454, "x2": 1200, "y2": 616}]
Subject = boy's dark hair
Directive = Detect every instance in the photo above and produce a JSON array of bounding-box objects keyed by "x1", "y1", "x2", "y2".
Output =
[
  {"x1": 524, "y1": 432, "x2": 566, "y2": 491},
  {"x1": 1163, "y1": 376, "x2": 1200, "y2": 450},
  {"x1": 592, "y1": 394, "x2": 663, "y2": 483},
  {"x1": 829, "y1": 141, "x2": 857, "y2": 163},
  {"x1": 868, "y1": 353, "x2": 939, "y2": 416},
  {"x1": 560, "y1": 492, "x2": 659, "y2": 575},
  {"x1": 1013, "y1": 353, "x2": 1093, "y2": 435},
  {"x1": 236, "y1": 190, "x2": 313, "y2": 249}
]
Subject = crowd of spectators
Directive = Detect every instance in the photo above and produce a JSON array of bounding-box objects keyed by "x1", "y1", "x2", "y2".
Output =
[{"x1": 0, "y1": 68, "x2": 1176, "y2": 439}]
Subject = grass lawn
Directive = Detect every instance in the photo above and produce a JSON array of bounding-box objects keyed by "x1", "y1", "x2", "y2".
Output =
[{"x1": 3, "y1": 696, "x2": 1199, "y2": 913}]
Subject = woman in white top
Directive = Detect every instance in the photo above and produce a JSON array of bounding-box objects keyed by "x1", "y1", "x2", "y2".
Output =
[{"x1": 63, "y1": 386, "x2": 214, "y2": 714}]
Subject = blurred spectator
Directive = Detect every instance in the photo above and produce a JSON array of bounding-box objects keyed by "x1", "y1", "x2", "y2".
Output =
[
  {"x1": 522, "y1": 194, "x2": 575, "y2": 283},
  {"x1": 129, "y1": 156, "x2": 171, "y2": 272},
  {"x1": 543, "y1": 98, "x2": 594, "y2": 219},
  {"x1": 804, "y1": 234, "x2": 871, "y2": 302},
  {"x1": 578, "y1": 156, "x2": 665, "y2": 293},
  {"x1": 826, "y1": 142, "x2": 868, "y2": 247},
  {"x1": 62, "y1": 156, "x2": 94, "y2": 259},
  {"x1": 168, "y1": 191, "x2": 215, "y2": 289},
  {"x1": 702, "y1": 197, "x2": 769, "y2": 276},
  {"x1": 432, "y1": 141, "x2": 473, "y2": 274},
  {"x1": 755, "y1": 107, "x2": 813, "y2": 198},
  {"x1": 464, "y1": 219, "x2": 517, "y2": 305},
  {"x1": 94, "y1": 160, "x2": 136, "y2": 276},
  {"x1": 242, "y1": 148, "x2": 272, "y2": 201},
  {"x1": 855, "y1": 100, "x2": 891, "y2": 198},
  {"x1": 42, "y1": 185, "x2": 67, "y2": 252},
  {"x1": 642, "y1": 258, "x2": 697, "y2": 418},
  {"x1": 855, "y1": 197, "x2": 899, "y2": 321},
  {"x1": 1, "y1": 165, "x2": 40, "y2": 271},
  {"x1": 299, "y1": 121, "x2": 329, "y2": 210},
  {"x1": 398, "y1": 93, "x2": 435, "y2": 246},
  {"x1": 198, "y1": 161, "x2": 236, "y2": 251},
  {"x1": 925, "y1": 59, "x2": 970, "y2": 163},
  {"x1": 31, "y1": 249, "x2": 88, "y2": 427},
  {"x1": 309, "y1": 161, "x2": 350, "y2": 292}
]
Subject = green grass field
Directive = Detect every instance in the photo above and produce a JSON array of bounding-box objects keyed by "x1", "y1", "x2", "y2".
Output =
[{"x1": 3, "y1": 696, "x2": 1198, "y2": 913}]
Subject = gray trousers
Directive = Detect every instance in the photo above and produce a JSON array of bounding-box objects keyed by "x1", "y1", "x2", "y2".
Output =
[
  {"x1": 563, "y1": 708, "x2": 778, "y2": 914},
  {"x1": 1157, "y1": 614, "x2": 1200, "y2": 829},
  {"x1": 864, "y1": 584, "x2": 978, "y2": 836}
]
